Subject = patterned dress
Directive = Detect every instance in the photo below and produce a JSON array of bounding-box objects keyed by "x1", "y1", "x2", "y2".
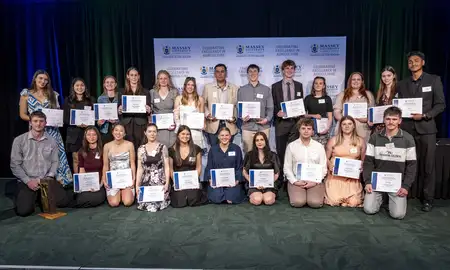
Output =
[
  {"x1": 106, "y1": 151, "x2": 133, "y2": 197},
  {"x1": 137, "y1": 144, "x2": 170, "y2": 212},
  {"x1": 20, "y1": 89, "x2": 72, "y2": 185}
]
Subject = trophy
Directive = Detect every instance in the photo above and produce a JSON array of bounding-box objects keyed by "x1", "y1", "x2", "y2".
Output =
[{"x1": 38, "y1": 177, "x2": 67, "y2": 219}]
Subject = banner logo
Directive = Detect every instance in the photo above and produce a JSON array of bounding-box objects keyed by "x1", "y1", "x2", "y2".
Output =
[
  {"x1": 236, "y1": 44, "x2": 264, "y2": 57},
  {"x1": 310, "y1": 43, "x2": 341, "y2": 56}
]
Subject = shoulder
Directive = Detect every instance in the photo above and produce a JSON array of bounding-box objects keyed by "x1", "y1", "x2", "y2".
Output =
[
  {"x1": 198, "y1": 96, "x2": 205, "y2": 102},
  {"x1": 294, "y1": 80, "x2": 302, "y2": 86},
  {"x1": 13, "y1": 133, "x2": 28, "y2": 144},
  {"x1": 137, "y1": 145, "x2": 146, "y2": 155},
  {"x1": 45, "y1": 133, "x2": 58, "y2": 146},
  {"x1": 366, "y1": 90, "x2": 374, "y2": 97},
  {"x1": 325, "y1": 95, "x2": 333, "y2": 102},
  {"x1": 228, "y1": 82, "x2": 239, "y2": 90},
  {"x1": 261, "y1": 84, "x2": 271, "y2": 91},
  {"x1": 311, "y1": 139, "x2": 324, "y2": 148},
  {"x1": 53, "y1": 91, "x2": 59, "y2": 97},
  {"x1": 174, "y1": 95, "x2": 182, "y2": 102},
  {"x1": 20, "y1": 88, "x2": 30, "y2": 97},
  {"x1": 271, "y1": 80, "x2": 282, "y2": 88},
  {"x1": 194, "y1": 144, "x2": 202, "y2": 154},
  {"x1": 304, "y1": 95, "x2": 312, "y2": 101},
  {"x1": 401, "y1": 130, "x2": 415, "y2": 145},
  {"x1": 64, "y1": 96, "x2": 71, "y2": 103}
]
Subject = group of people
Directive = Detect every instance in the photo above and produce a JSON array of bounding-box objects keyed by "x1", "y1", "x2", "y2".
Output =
[{"x1": 11, "y1": 51, "x2": 446, "y2": 219}]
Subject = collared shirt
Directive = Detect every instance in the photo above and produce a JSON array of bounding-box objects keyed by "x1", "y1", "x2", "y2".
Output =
[
  {"x1": 409, "y1": 73, "x2": 424, "y2": 95},
  {"x1": 10, "y1": 131, "x2": 59, "y2": 184},
  {"x1": 282, "y1": 78, "x2": 295, "y2": 102},
  {"x1": 203, "y1": 143, "x2": 243, "y2": 182},
  {"x1": 203, "y1": 81, "x2": 234, "y2": 116},
  {"x1": 237, "y1": 82, "x2": 274, "y2": 131}
]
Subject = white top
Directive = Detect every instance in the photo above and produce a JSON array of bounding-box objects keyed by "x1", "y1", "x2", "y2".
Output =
[{"x1": 283, "y1": 138, "x2": 327, "y2": 184}]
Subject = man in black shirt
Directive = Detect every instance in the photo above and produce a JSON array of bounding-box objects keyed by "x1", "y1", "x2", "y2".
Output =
[{"x1": 396, "y1": 51, "x2": 446, "y2": 212}]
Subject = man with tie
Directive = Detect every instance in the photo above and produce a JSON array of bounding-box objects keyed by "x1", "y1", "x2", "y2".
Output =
[{"x1": 396, "y1": 51, "x2": 446, "y2": 212}]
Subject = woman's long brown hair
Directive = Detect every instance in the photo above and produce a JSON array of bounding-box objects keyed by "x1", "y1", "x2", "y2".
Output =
[
  {"x1": 30, "y1": 70, "x2": 58, "y2": 108},
  {"x1": 343, "y1": 72, "x2": 369, "y2": 103},
  {"x1": 375, "y1": 66, "x2": 397, "y2": 105}
]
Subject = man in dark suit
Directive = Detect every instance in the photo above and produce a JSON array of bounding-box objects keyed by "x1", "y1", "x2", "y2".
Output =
[
  {"x1": 271, "y1": 60, "x2": 304, "y2": 183},
  {"x1": 397, "y1": 51, "x2": 446, "y2": 212}
]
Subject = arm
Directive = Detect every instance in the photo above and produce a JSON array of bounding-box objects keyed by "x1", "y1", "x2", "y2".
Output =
[
  {"x1": 242, "y1": 153, "x2": 250, "y2": 181},
  {"x1": 163, "y1": 146, "x2": 171, "y2": 189},
  {"x1": 63, "y1": 98, "x2": 71, "y2": 125},
  {"x1": 174, "y1": 95, "x2": 181, "y2": 121},
  {"x1": 135, "y1": 147, "x2": 144, "y2": 189},
  {"x1": 326, "y1": 97, "x2": 333, "y2": 129},
  {"x1": 318, "y1": 144, "x2": 328, "y2": 180},
  {"x1": 271, "y1": 84, "x2": 279, "y2": 119},
  {"x1": 403, "y1": 137, "x2": 418, "y2": 190},
  {"x1": 19, "y1": 95, "x2": 30, "y2": 121},
  {"x1": 196, "y1": 152, "x2": 202, "y2": 177},
  {"x1": 426, "y1": 76, "x2": 446, "y2": 118},
  {"x1": 129, "y1": 143, "x2": 136, "y2": 186},
  {"x1": 46, "y1": 142, "x2": 59, "y2": 178},
  {"x1": 202, "y1": 86, "x2": 210, "y2": 116},
  {"x1": 265, "y1": 88, "x2": 274, "y2": 122},
  {"x1": 203, "y1": 149, "x2": 214, "y2": 182},
  {"x1": 10, "y1": 137, "x2": 30, "y2": 183},
  {"x1": 325, "y1": 138, "x2": 334, "y2": 171},
  {"x1": 198, "y1": 96, "x2": 205, "y2": 113},
  {"x1": 272, "y1": 153, "x2": 281, "y2": 181},
  {"x1": 333, "y1": 92, "x2": 344, "y2": 121},
  {"x1": 78, "y1": 152, "x2": 86, "y2": 173},
  {"x1": 101, "y1": 144, "x2": 110, "y2": 186},
  {"x1": 283, "y1": 143, "x2": 296, "y2": 184},
  {"x1": 235, "y1": 147, "x2": 244, "y2": 182},
  {"x1": 359, "y1": 137, "x2": 367, "y2": 162},
  {"x1": 362, "y1": 135, "x2": 376, "y2": 185},
  {"x1": 169, "y1": 157, "x2": 174, "y2": 182}
]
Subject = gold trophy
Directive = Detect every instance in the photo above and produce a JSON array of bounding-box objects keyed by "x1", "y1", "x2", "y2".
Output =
[{"x1": 38, "y1": 177, "x2": 67, "y2": 219}]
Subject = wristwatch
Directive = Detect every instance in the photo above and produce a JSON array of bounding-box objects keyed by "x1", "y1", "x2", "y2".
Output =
[{"x1": 423, "y1": 113, "x2": 430, "y2": 120}]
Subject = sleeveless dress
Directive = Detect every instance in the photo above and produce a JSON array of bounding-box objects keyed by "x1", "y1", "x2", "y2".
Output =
[
  {"x1": 20, "y1": 89, "x2": 72, "y2": 185},
  {"x1": 107, "y1": 151, "x2": 133, "y2": 196},
  {"x1": 136, "y1": 144, "x2": 170, "y2": 212},
  {"x1": 177, "y1": 102, "x2": 207, "y2": 150}
]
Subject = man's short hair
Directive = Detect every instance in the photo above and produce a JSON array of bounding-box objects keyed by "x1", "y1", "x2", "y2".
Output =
[
  {"x1": 281, "y1": 59, "x2": 296, "y2": 70},
  {"x1": 383, "y1": 106, "x2": 402, "y2": 118},
  {"x1": 30, "y1": 110, "x2": 47, "y2": 121},
  {"x1": 297, "y1": 118, "x2": 314, "y2": 129},
  {"x1": 407, "y1": 51, "x2": 425, "y2": 61},
  {"x1": 247, "y1": 64, "x2": 260, "y2": 73},
  {"x1": 214, "y1": 63, "x2": 227, "y2": 72}
]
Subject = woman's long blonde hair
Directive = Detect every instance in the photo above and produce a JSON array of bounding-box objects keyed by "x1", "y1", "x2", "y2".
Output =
[
  {"x1": 153, "y1": 70, "x2": 175, "y2": 91},
  {"x1": 181, "y1": 77, "x2": 200, "y2": 107},
  {"x1": 335, "y1": 116, "x2": 361, "y2": 147}
]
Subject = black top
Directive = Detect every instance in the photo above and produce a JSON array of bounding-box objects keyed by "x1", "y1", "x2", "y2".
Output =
[
  {"x1": 78, "y1": 148, "x2": 103, "y2": 174},
  {"x1": 169, "y1": 145, "x2": 202, "y2": 172},
  {"x1": 63, "y1": 96, "x2": 96, "y2": 152},
  {"x1": 117, "y1": 88, "x2": 151, "y2": 125},
  {"x1": 243, "y1": 150, "x2": 281, "y2": 174},
  {"x1": 304, "y1": 94, "x2": 333, "y2": 118}
]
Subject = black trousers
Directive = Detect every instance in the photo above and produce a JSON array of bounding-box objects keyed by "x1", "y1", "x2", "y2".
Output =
[
  {"x1": 73, "y1": 186, "x2": 106, "y2": 208},
  {"x1": 410, "y1": 131, "x2": 436, "y2": 201},
  {"x1": 275, "y1": 127, "x2": 299, "y2": 184},
  {"x1": 124, "y1": 118, "x2": 147, "y2": 151}
]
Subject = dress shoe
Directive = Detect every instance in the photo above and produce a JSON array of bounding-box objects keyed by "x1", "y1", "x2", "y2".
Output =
[{"x1": 422, "y1": 202, "x2": 433, "y2": 212}]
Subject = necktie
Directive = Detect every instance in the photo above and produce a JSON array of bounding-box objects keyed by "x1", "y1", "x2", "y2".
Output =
[{"x1": 286, "y1": 82, "x2": 292, "y2": 101}]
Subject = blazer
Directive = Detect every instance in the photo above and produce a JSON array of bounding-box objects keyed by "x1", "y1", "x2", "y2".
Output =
[
  {"x1": 397, "y1": 72, "x2": 446, "y2": 135},
  {"x1": 271, "y1": 80, "x2": 304, "y2": 136},
  {"x1": 117, "y1": 88, "x2": 151, "y2": 126}
]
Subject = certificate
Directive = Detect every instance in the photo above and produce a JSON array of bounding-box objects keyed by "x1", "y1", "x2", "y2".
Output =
[
  {"x1": 73, "y1": 172, "x2": 100, "y2": 193},
  {"x1": 122, "y1": 95, "x2": 146, "y2": 113},
  {"x1": 42, "y1": 108, "x2": 63, "y2": 127},
  {"x1": 138, "y1": 186, "x2": 165, "y2": 202},
  {"x1": 249, "y1": 169, "x2": 274, "y2": 188},
  {"x1": 392, "y1": 98, "x2": 423, "y2": 117},
  {"x1": 212, "y1": 103, "x2": 234, "y2": 120},
  {"x1": 371, "y1": 172, "x2": 402, "y2": 193},
  {"x1": 210, "y1": 168, "x2": 235, "y2": 187},
  {"x1": 182, "y1": 112, "x2": 205, "y2": 130},
  {"x1": 281, "y1": 98, "x2": 306, "y2": 118},
  {"x1": 343, "y1": 103, "x2": 368, "y2": 118},
  {"x1": 151, "y1": 113, "x2": 174, "y2": 129},
  {"x1": 296, "y1": 163, "x2": 323, "y2": 183},
  {"x1": 173, "y1": 170, "x2": 199, "y2": 191},
  {"x1": 314, "y1": 118, "x2": 328, "y2": 134},
  {"x1": 70, "y1": 109, "x2": 95, "y2": 126},
  {"x1": 368, "y1": 105, "x2": 390, "y2": 124},
  {"x1": 94, "y1": 103, "x2": 118, "y2": 120},
  {"x1": 238, "y1": 102, "x2": 261, "y2": 119},
  {"x1": 332, "y1": 157, "x2": 361, "y2": 179},
  {"x1": 106, "y1": 168, "x2": 133, "y2": 189}
]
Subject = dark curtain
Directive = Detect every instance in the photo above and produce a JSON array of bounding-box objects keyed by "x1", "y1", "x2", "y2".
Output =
[{"x1": 1, "y1": 0, "x2": 449, "y2": 179}]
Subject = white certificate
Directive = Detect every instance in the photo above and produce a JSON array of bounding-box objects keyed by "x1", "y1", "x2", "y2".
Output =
[
  {"x1": 371, "y1": 172, "x2": 402, "y2": 193},
  {"x1": 70, "y1": 109, "x2": 95, "y2": 126},
  {"x1": 94, "y1": 103, "x2": 118, "y2": 120},
  {"x1": 249, "y1": 169, "x2": 274, "y2": 188},
  {"x1": 212, "y1": 103, "x2": 234, "y2": 120},
  {"x1": 368, "y1": 105, "x2": 391, "y2": 124},
  {"x1": 210, "y1": 168, "x2": 235, "y2": 187},
  {"x1": 42, "y1": 108, "x2": 63, "y2": 127},
  {"x1": 296, "y1": 163, "x2": 323, "y2": 183},
  {"x1": 173, "y1": 170, "x2": 199, "y2": 191},
  {"x1": 73, "y1": 172, "x2": 100, "y2": 193},
  {"x1": 392, "y1": 98, "x2": 423, "y2": 117},
  {"x1": 122, "y1": 95, "x2": 146, "y2": 113},
  {"x1": 106, "y1": 168, "x2": 133, "y2": 189},
  {"x1": 314, "y1": 118, "x2": 328, "y2": 134},
  {"x1": 182, "y1": 112, "x2": 205, "y2": 130},
  {"x1": 238, "y1": 102, "x2": 261, "y2": 119},
  {"x1": 343, "y1": 103, "x2": 368, "y2": 118},
  {"x1": 281, "y1": 98, "x2": 306, "y2": 118},
  {"x1": 332, "y1": 157, "x2": 361, "y2": 179},
  {"x1": 138, "y1": 186, "x2": 165, "y2": 202},
  {"x1": 151, "y1": 113, "x2": 174, "y2": 129}
]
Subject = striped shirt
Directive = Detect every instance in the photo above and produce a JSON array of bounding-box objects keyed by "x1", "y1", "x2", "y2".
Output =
[{"x1": 363, "y1": 129, "x2": 417, "y2": 189}]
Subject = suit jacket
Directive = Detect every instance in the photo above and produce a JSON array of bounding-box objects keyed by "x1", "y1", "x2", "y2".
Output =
[
  {"x1": 271, "y1": 80, "x2": 304, "y2": 136},
  {"x1": 117, "y1": 88, "x2": 151, "y2": 126},
  {"x1": 397, "y1": 72, "x2": 446, "y2": 135}
]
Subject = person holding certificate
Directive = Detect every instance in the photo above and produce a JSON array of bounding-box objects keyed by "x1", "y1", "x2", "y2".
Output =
[
  {"x1": 204, "y1": 127, "x2": 246, "y2": 204},
  {"x1": 363, "y1": 106, "x2": 417, "y2": 219},
  {"x1": 117, "y1": 67, "x2": 151, "y2": 151},
  {"x1": 304, "y1": 76, "x2": 333, "y2": 146},
  {"x1": 135, "y1": 123, "x2": 171, "y2": 212},
  {"x1": 150, "y1": 70, "x2": 179, "y2": 148},
  {"x1": 97, "y1": 75, "x2": 119, "y2": 145},
  {"x1": 237, "y1": 64, "x2": 274, "y2": 153},
  {"x1": 243, "y1": 132, "x2": 280, "y2": 206},
  {"x1": 333, "y1": 72, "x2": 375, "y2": 143},
  {"x1": 168, "y1": 125, "x2": 208, "y2": 207},
  {"x1": 284, "y1": 118, "x2": 327, "y2": 208},
  {"x1": 102, "y1": 124, "x2": 136, "y2": 207},
  {"x1": 324, "y1": 116, "x2": 365, "y2": 207},
  {"x1": 396, "y1": 51, "x2": 446, "y2": 212},
  {"x1": 63, "y1": 78, "x2": 95, "y2": 173},
  {"x1": 19, "y1": 70, "x2": 72, "y2": 185}
]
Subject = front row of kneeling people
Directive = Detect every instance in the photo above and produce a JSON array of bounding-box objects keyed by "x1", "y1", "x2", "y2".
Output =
[{"x1": 11, "y1": 106, "x2": 415, "y2": 219}]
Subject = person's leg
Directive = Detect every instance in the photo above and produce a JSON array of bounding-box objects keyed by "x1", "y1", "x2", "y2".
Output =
[
  {"x1": 52, "y1": 181, "x2": 74, "y2": 208},
  {"x1": 363, "y1": 191, "x2": 383, "y2": 215},
  {"x1": 241, "y1": 130, "x2": 255, "y2": 153},
  {"x1": 223, "y1": 184, "x2": 246, "y2": 204},
  {"x1": 72, "y1": 152, "x2": 79, "y2": 174},
  {"x1": 207, "y1": 186, "x2": 225, "y2": 204},
  {"x1": 249, "y1": 191, "x2": 263, "y2": 206},
  {"x1": 74, "y1": 187, "x2": 106, "y2": 208},
  {"x1": 419, "y1": 133, "x2": 436, "y2": 211},
  {"x1": 106, "y1": 188, "x2": 121, "y2": 207},
  {"x1": 387, "y1": 192, "x2": 407, "y2": 219},
  {"x1": 287, "y1": 182, "x2": 307, "y2": 207},
  {"x1": 262, "y1": 191, "x2": 276, "y2": 205},
  {"x1": 121, "y1": 188, "x2": 135, "y2": 207},
  {"x1": 305, "y1": 183, "x2": 325, "y2": 208},
  {"x1": 15, "y1": 181, "x2": 38, "y2": 217},
  {"x1": 275, "y1": 132, "x2": 289, "y2": 182}
]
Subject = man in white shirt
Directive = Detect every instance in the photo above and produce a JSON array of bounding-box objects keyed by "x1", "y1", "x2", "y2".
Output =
[{"x1": 283, "y1": 118, "x2": 327, "y2": 208}]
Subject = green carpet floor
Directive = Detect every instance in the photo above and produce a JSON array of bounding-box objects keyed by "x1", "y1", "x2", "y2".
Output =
[{"x1": 1, "y1": 194, "x2": 450, "y2": 270}]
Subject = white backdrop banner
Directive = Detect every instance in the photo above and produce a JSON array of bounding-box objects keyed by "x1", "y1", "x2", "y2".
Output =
[{"x1": 154, "y1": 37, "x2": 346, "y2": 102}]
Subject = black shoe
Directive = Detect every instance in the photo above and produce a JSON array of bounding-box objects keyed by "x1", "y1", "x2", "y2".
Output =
[{"x1": 422, "y1": 202, "x2": 433, "y2": 212}]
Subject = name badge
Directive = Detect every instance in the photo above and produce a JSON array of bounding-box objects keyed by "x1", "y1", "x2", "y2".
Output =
[
  {"x1": 228, "y1": 151, "x2": 236, "y2": 156},
  {"x1": 95, "y1": 152, "x2": 101, "y2": 159},
  {"x1": 84, "y1": 106, "x2": 92, "y2": 110},
  {"x1": 256, "y1": 94, "x2": 263, "y2": 99},
  {"x1": 385, "y1": 143, "x2": 395, "y2": 149},
  {"x1": 213, "y1": 92, "x2": 218, "y2": 98},
  {"x1": 422, "y1": 86, "x2": 432, "y2": 92},
  {"x1": 296, "y1": 92, "x2": 302, "y2": 97},
  {"x1": 349, "y1": 147, "x2": 358, "y2": 154},
  {"x1": 189, "y1": 157, "x2": 196, "y2": 162},
  {"x1": 154, "y1": 98, "x2": 161, "y2": 103},
  {"x1": 318, "y1": 99, "x2": 325, "y2": 104}
]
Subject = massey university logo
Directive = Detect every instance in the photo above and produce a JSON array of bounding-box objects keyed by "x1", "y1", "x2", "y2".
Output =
[
  {"x1": 200, "y1": 66, "x2": 214, "y2": 77},
  {"x1": 236, "y1": 45, "x2": 245, "y2": 54},
  {"x1": 310, "y1": 44, "x2": 319, "y2": 54},
  {"x1": 273, "y1": 65, "x2": 303, "y2": 76},
  {"x1": 273, "y1": 65, "x2": 281, "y2": 75},
  {"x1": 163, "y1": 46, "x2": 171, "y2": 55}
]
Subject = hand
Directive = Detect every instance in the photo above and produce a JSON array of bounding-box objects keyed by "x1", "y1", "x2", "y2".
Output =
[
  {"x1": 367, "y1": 121, "x2": 374, "y2": 127},
  {"x1": 243, "y1": 115, "x2": 251, "y2": 122},
  {"x1": 226, "y1": 117, "x2": 236, "y2": 123},
  {"x1": 231, "y1": 180, "x2": 239, "y2": 187},
  {"x1": 256, "y1": 118, "x2": 268, "y2": 125},
  {"x1": 312, "y1": 114, "x2": 321, "y2": 119},
  {"x1": 78, "y1": 124, "x2": 87, "y2": 128},
  {"x1": 277, "y1": 110, "x2": 286, "y2": 118},
  {"x1": 319, "y1": 128, "x2": 329, "y2": 135},
  {"x1": 145, "y1": 105, "x2": 151, "y2": 114},
  {"x1": 207, "y1": 113, "x2": 217, "y2": 122},
  {"x1": 97, "y1": 120, "x2": 105, "y2": 126},
  {"x1": 118, "y1": 105, "x2": 123, "y2": 115},
  {"x1": 209, "y1": 180, "x2": 217, "y2": 189},
  {"x1": 27, "y1": 179, "x2": 40, "y2": 191},
  {"x1": 102, "y1": 177, "x2": 109, "y2": 189},
  {"x1": 356, "y1": 118, "x2": 368, "y2": 123},
  {"x1": 397, "y1": 188, "x2": 408, "y2": 197},
  {"x1": 411, "y1": 113, "x2": 423, "y2": 121},
  {"x1": 303, "y1": 181, "x2": 317, "y2": 189},
  {"x1": 135, "y1": 186, "x2": 140, "y2": 198},
  {"x1": 164, "y1": 184, "x2": 170, "y2": 192},
  {"x1": 293, "y1": 181, "x2": 306, "y2": 187},
  {"x1": 257, "y1": 186, "x2": 265, "y2": 190},
  {"x1": 168, "y1": 124, "x2": 176, "y2": 131},
  {"x1": 365, "y1": 184, "x2": 373, "y2": 193},
  {"x1": 327, "y1": 160, "x2": 334, "y2": 171}
]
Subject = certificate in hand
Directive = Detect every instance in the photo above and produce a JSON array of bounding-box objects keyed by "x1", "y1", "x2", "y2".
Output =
[
  {"x1": 73, "y1": 172, "x2": 100, "y2": 193},
  {"x1": 296, "y1": 163, "x2": 323, "y2": 183},
  {"x1": 238, "y1": 102, "x2": 261, "y2": 119},
  {"x1": 368, "y1": 105, "x2": 390, "y2": 124},
  {"x1": 212, "y1": 103, "x2": 234, "y2": 120},
  {"x1": 281, "y1": 98, "x2": 306, "y2": 118},
  {"x1": 343, "y1": 103, "x2": 368, "y2": 118},
  {"x1": 392, "y1": 98, "x2": 423, "y2": 117},
  {"x1": 182, "y1": 112, "x2": 205, "y2": 130},
  {"x1": 70, "y1": 109, "x2": 95, "y2": 126},
  {"x1": 122, "y1": 95, "x2": 146, "y2": 113},
  {"x1": 138, "y1": 186, "x2": 165, "y2": 202},
  {"x1": 314, "y1": 118, "x2": 328, "y2": 134},
  {"x1": 249, "y1": 169, "x2": 274, "y2": 188},
  {"x1": 173, "y1": 170, "x2": 199, "y2": 191},
  {"x1": 94, "y1": 103, "x2": 118, "y2": 120},
  {"x1": 210, "y1": 168, "x2": 235, "y2": 187},
  {"x1": 371, "y1": 172, "x2": 402, "y2": 193},
  {"x1": 151, "y1": 113, "x2": 174, "y2": 129},
  {"x1": 106, "y1": 168, "x2": 133, "y2": 189},
  {"x1": 332, "y1": 157, "x2": 361, "y2": 179},
  {"x1": 42, "y1": 109, "x2": 64, "y2": 127}
]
